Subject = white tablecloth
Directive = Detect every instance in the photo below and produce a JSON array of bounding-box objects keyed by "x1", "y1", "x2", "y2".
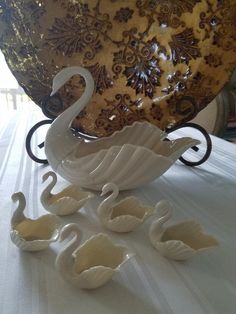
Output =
[{"x1": 0, "y1": 111, "x2": 236, "y2": 314}]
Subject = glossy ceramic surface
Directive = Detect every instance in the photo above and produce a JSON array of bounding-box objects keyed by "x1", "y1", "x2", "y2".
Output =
[
  {"x1": 149, "y1": 199, "x2": 219, "y2": 260},
  {"x1": 1, "y1": 1, "x2": 236, "y2": 137},
  {"x1": 97, "y1": 182, "x2": 153, "y2": 232},
  {"x1": 41, "y1": 171, "x2": 94, "y2": 216},
  {"x1": 55, "y1": 223, "x2": 132, "y2": 289},
  {"x1": 11, "y1": 192, "x2": 61, "y2": 251}
]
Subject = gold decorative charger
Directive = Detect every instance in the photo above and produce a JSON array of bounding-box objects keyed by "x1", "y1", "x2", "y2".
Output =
[{"x1": 0, "y1": 0, "x2": 236, "y2": 137}]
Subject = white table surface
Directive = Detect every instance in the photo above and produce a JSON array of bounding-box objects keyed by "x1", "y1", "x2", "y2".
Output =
[{"x1": 0, "y1": 110, "x2": 236, "y2": 314}]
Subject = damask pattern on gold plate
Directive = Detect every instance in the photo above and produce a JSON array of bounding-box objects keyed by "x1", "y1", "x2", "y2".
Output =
[{"x1": 0, "y1": 0, "x2": 236, "y2": 137}]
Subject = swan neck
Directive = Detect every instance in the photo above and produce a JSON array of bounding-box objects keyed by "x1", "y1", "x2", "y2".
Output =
[
  {"x1": 56, "y1": 232, "x2": 81, "y2": 281},
  {"x1": 50, "y1": 67, "x2": 94, "y2": 133},
  {"x1": 11, "y1": 195, "x2": 26, "y2": 226},
  {"x1": 149, "y1": 219, "x2": 164, "y2": 246},
  {"x1": 41, "y1": 174, "x2": 56, "y2": 206},
  {"x1": 158, "y1": 208, "x2": 172, "y2": 225},
  {"x1": 149, "y1": 207, "x2": 172, "y2": 245},
  {"x1": 45, "y1": 67, "x2": 94, "y2": 171},
  {"x1": 98, "y1": 187, "x2": 119, "y2": 218}
]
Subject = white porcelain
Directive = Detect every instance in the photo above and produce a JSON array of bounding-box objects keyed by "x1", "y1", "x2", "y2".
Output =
[
  {"x1": 11, "y1": 192, "x2": 61, "y2": 251},
  {"x1": 40, "y1": 171, "x2": 94, "y2": 216},
  {"x1": 98, "y1": 182, "x2": 153, "y2": 233},
  {"x1": 55, "y1": 223, "x2": 132, "y2": 289},
  {"x1": 44, "y1": 66, "x2": 200, "y2": 191},
  {"x1": 149, "y1": 200, "x2": 219, "y2": 260}
]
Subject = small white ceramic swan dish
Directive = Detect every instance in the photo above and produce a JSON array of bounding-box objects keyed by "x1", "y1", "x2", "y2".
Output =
[
  {"x1": 97, "y1": 182, "x2": 153, "y2": 233},
  {"x1": 55, "y1": 223, "x2": 132, "y2": 289},
  {"x1": 44, "y1": 66, "x2": 200, "y2": 191},
  {"x1": 149, "y1": 200, "x2": 219, "y2": 260},
  {"x1": 40, "y1": 171, "x2": 94, "y2": 216},
  {"x1": 10, "y1": 192, "x2": 61, "y2": 251}
]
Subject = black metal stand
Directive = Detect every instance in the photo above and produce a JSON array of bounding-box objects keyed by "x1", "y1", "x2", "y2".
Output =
[
  {"x1": 25, "y1": 119, "x2": 52, "y2": 164},
  {"x1": 25, "y1": 115, "x2": 212, "y2": 167}
]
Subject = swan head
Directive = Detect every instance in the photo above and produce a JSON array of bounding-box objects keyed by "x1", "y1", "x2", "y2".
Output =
[
  {"x1": 100, "y1": 182, "x2": 119, "y2": 197},
  {"x1": 42, "y1": 171, "x2": 56, "y2": 183},
  {"x1": 59, "y1": 223, "x2": 81, "y2": 242},
  {"x1": 11, "y1": 192, "x2": 25, "y2": 203},
  {"x1": 50, "y1": 66, "x2": 95, "y2": 96},
  {"x1": 155, "y1": 199, "x2": 173, "y2": 217}
]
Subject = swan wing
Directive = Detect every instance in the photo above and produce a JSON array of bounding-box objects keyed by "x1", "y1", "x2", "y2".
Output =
[
  {"x1": 71, "y1": 266, "x2": 115, "y2": 289},
  {"x1": 48, "y1": 197, "x2": 87, "y2": 215},
  {"x1": 111, "y1": 196, "x2": 153, "y2": 219},
  {"x1": 154, "y1": 240, "x2": 195, "y2": 260},
  {"x1": 60, "y1": 144, "x2": 173, "y2": 190},
  {"x1": 107, "y1": 215, "x2": 143, "y2": 232},
  {"x1": 75, "y1": 122, "x2": 165, "y2": 158},
  {"x1": 164, "y1": 221, "x2": 219, "y2": 249}
]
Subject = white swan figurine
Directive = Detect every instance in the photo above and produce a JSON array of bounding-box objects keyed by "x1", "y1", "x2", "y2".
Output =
[
  {"x1": 40, "y1": 171, "x2": 94, "y2": 216},
  {"x1": 97, "y1": 182, "x2": 153, "y2": 232},
  {"x1": 10, "y1": 192, "x2": 61, "y2": 251},
  {"x1": 45, "y1": 66, "x2": 200, "y2": 191},
  {"x1": 55, "y1": 223, "x2": 132, "y2": 289},
  {"x1": 149, "y1": 200, "x2": 219, "y2": 260}
]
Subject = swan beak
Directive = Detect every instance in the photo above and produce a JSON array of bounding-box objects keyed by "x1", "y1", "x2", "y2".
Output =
[
  {"x1": 11, "y1": 191, "x2": 23, "y2": 202},
  {"x1": 50, "y1": 89, "x2": 56, "y2": 96},
  {"x1": 100, "y1": 190, "x2": 106, "y2": 197},
  {"x1": 42, "y1": 175, "x2": 47, "y2": 183},
  {"x1": 100, "y1": 188, "x2": 109, "y2": 197}
]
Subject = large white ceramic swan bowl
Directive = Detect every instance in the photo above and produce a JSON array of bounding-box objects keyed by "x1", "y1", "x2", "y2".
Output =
[
  {"x1": 97, "y1": 182, "x2": 153, "y2": 233},
  {"x1": 45, "y1": 66, "x2": 200, "y2": 191},
  {"x1": 149, "y1": 200, "x2": 219, "y2": 260},
  {"x1": 55, "y1": 223, "x2": 132, "y2": 289}
]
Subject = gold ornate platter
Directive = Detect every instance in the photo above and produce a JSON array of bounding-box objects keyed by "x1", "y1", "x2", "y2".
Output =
[{"x1": 0, "y1": 0, "x2": 236, "y2": 137}]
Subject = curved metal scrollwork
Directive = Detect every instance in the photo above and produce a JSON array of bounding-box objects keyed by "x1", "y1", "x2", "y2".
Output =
[
  {"x1": 167, "y1": 122, "x2": 212, "y2": 167},
  {"x1": 25, "y1": 119, "x2": 53, "y2": 164}
]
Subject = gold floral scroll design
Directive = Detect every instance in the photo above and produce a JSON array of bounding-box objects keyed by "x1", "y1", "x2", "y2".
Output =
[
  {"x1": 112, "y1": 28, "x2": 163, "y2": 98},
  {"x1": 95, "y1": 94, "x2": 149, "y2": 135},
  {"x1": 86, "y1": 63, "x2": 113, "y2": 95},
  {"x1": 162, "y1": 68, "x2": 192, "y2": 94},
  {"x1": 45, "y1": 1, "x2": 112, "y2": 60},
  {"x1": 136, "y1": 0, "x2": 201, "y2": 30},
  {"x1": 169, "y1": 28, "x2": 201, "y2": 65},
  {"x1": 199, "y1": 0, "x2": 236, "y2": 51}
]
